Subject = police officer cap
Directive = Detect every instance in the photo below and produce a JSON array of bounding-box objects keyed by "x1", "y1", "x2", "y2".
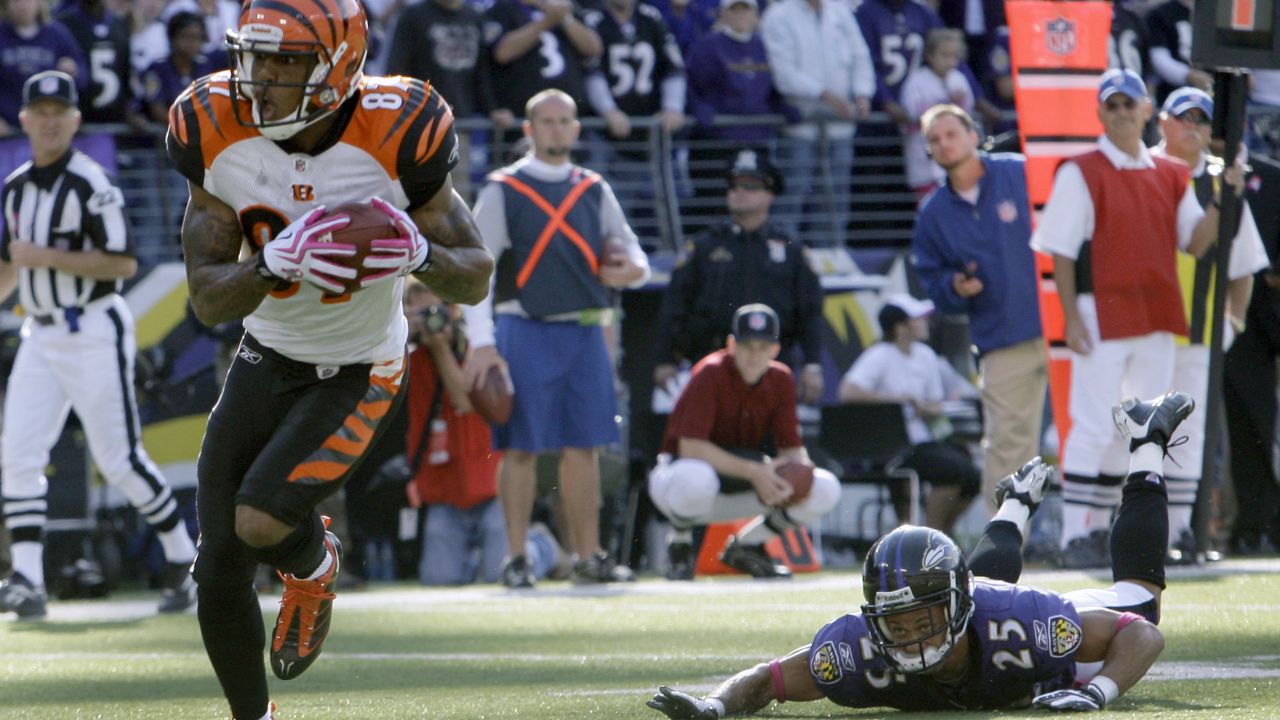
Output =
[
  {"x1": 23, "y1": 70, "x2": 78, "y2": 108},
  {"x1": 726, "y1": 148, "x2": 783, "y2": 194}
]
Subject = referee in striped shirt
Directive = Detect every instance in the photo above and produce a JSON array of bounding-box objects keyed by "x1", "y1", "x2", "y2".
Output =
[{"x1": 0, "y1": 71, "x2": 196, "y2": 619}]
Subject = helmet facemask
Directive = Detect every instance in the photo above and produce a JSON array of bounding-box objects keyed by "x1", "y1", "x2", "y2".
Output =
[
  {"x1": 225, "y1": 23, "x2": 363, "y2": 141},
  {"x1": 861, "y1": 574, "x2": 975, "y2": 674}
]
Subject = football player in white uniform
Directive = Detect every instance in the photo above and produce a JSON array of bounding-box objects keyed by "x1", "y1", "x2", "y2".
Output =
[{"x1": 165, "y1": 0, "x2": 492, "y2": 715}]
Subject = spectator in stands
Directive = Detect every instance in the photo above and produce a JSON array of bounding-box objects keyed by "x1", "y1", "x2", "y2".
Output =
[
  {"x1": 649, "y1": 303, "x2": 840, "y2": 580},
  {"x1": 761, "y1": 0, "x2": 874, "y2": 246},
  {"x1": 161, "y1": 0, "x2": 237, "y2": 70},
  {"x1": 462, "y1": 89, "x2": 649, "y2": 588},
  {"x1": 900, "y1": 28, "x2": 973, "y2": 199},
  {"x1": 837, "y1": 294, "x2": 982, "y2": 535},
  {"x1": 127, "y1": 0, "x2": 168, "y2": 91},
  {"x1": 645, "y1": 0, "x2": 718, "y2": 56},
  {"x1": 584, "y1": 0, "x2": 685, "y2": 142},
  {"x1": 979, "y1": 26, "x2": 1016, "y2": 137},
  {"x1": 1225, "y1": 151, "x2": 1280, "y2": 557},
  {"x1": 582, "y1": 0, "x2": 685, "y2": 226},
  {"x1": 911, "y1": 104, "x2": 1045, "y2": 518},
  {"x1": 139, "y1": 12, "x2": 218, "y2": 123},
  {"x1": 399, "y1": 279, "x2": 509, "y2": 585},
  {"x1": 386, "y1": 0, "x2": 511, "y2": 130},
  {"x1": 1152, "y1": 87, "x2": 1268, "y2": 564},
  {"x1": 386, "y1": 0, "x2": 513, "y2": 198},
  {"x1": 1109, "y1": 0, "x2": 1150, "y2": 82},
  {"x1": 856, "y1": 0, "x2": 944, "y2": 127},
  {"x1": 483, "y1": 0, "x2": 602, "y2": 135},
  {"x1": 0, "y1": 0, "x2": 86, "y2": 137},
  {"x1": 56, "y1": 0, "x2": 141, "y2": 128},
  {"x1": 1146, "y1": 0, "x2": 1208, "y2": 104},
  {"x1": 936, "y1": 0, "x2": 1004, "y2": 81},
  {"x1": 683, "y1": 0, "x2": 786, "y2": 230},
  {"x1": 1032, "y1": 69, "x2": 1219, "y2": 569},
  {"x1": 654, "y1": 148, "x2": 825, "y2": 406},
  {"x1": 1247, "y1": 69, "x2": 1280, "y2": 157}
]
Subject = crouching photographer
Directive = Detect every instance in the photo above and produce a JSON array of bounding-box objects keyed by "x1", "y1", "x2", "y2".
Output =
[{"x1": 402, "y1": 280, "x2": 511, "y2": 585}]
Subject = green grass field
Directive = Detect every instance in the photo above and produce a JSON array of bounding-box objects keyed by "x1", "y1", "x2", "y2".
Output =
[{"x1": 2, "y1": 561, "x2": 1279, "y2": 719}]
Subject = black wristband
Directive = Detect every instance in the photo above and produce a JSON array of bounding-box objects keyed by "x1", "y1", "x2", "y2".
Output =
[{"x1": 255, "y1": 251, "x2": 293, "y2": 291}]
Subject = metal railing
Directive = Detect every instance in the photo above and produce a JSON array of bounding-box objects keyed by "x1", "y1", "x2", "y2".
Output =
[
  {"x1": 91, "y1": 113, "x2": 925, "y2": 270},
  {"x1": 91, "y1": 105, "x2": 1280, "y2": 270}
]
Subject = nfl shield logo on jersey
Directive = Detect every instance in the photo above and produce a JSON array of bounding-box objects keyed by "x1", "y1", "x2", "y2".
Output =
[{"x1": 1045, "y1": 17, "x2": 1076, "y2": 56}]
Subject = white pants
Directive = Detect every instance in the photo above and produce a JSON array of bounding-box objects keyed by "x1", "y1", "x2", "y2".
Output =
[
  {"x1": 1062, "y1": 295, "x2": 1176, "y2": 479},
  {"x1": 1165, "y1": 344, "x2": 1208, "y2": 480},
  {"x1": 647, "y1": 455, "x2": 841, "y2": 528},
  {"x1": 1, "y1": 295, "x2": 176, "y2": 534}
]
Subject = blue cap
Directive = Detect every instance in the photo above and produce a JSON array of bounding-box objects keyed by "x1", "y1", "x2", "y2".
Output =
[
  {"x1": 1097, "y1": 68, "x2": 1147, "y2": 102},
  {"x1": 1162, "y1": 86, "x2": 1214, "y2": 119}
]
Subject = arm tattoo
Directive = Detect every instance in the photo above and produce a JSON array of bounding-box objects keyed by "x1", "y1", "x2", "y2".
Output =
[
  {"x1": 413, "y1": 190, "x2": 494, "y2": 305},
  {"x1": 182, "y1": 194, "x2": 273, "y2": 325}
]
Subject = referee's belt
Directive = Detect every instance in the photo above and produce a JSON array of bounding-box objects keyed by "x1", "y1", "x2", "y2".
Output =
[{"x1": 28, "y1": 295, "x2": 117, "y2": 327}]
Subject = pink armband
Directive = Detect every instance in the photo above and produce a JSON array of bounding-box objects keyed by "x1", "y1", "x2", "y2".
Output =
[
  {"x1": 769, "y1": 660, "x2": 787, "y2": 703},
  {"x1": 1115, "y1": 611, "x2": 1144, "y2": 633}
]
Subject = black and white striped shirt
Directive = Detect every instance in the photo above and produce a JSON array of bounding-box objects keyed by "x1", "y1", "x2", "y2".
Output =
[{"x1": 1, "y1": 149, "x2": 132, "y2": 316}]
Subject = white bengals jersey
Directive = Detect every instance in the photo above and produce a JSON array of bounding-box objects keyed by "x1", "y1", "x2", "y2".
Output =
[{"x1": 166, "y1": 72, "x2": 459, "y2": 365}]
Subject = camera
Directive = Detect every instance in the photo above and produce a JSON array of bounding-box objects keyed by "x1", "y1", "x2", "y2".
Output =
[{"x1": 418, "y1": 304, "x2": 450, "y2": 334}]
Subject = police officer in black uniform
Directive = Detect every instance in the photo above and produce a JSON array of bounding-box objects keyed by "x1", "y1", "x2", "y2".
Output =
[{"x1": 654, "y1": 148, "x2": 825, "y2": 404}]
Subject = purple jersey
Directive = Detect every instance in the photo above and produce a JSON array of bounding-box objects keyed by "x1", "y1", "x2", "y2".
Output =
[
  {"x1": 855, "y1": 0, "x2": 943, "y2": 107},
  {"x1": 0, "y1": 21, "x2": 87, "y2": 126},
  {"x1": 809, "y1": 580, "x2": 1082, "y2": 711},
  {"x1": 140, "y1": 56, "x2": 220, "y2": 111}
]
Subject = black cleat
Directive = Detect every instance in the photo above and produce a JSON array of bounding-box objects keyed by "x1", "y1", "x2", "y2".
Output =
[
  {"x1": 0, "y1": 572, "x2": 47, "y2": 620},
  {"x1": 665, "y1": 542, "x2": 694, "y2": 581},
  {"x1": 719, "y1": 537, "x2": 791, "y2": 579},
  {"x1": 500, "y1": 555, "x2": 536, "y2": 589},
  {"x1": 1057, "y1": 530, "x2": 1111, "y2": 570},
  {"x1": 270, "y1": 531, "x2": 341, "y2": 680},
  {"x1": 157, "y1": 562, "x2": 197, "y2": 613},
  {"x1": 994, "y1": 456, "x2": 1054, "y2": 515},
  {"x1": 1112, "y1": 392, "x2": 1195, "y2": 452},
  {"x1": 569, "y1": 550, "x2": 635, "y2": 585}
]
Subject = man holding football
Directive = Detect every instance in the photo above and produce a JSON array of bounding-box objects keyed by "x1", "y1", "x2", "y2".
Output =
[
  {"x1": 462, "y1": 88, "x2": 650, "y2": 589},
  {"x1": 647, "y1": 303, "x2": 840, "y2": 580},
  {"x1": 648, "y1": 390, "x2": 1191, "y2": 717},
  {"x1": 166, "y1": 0, "x2": 491, "y2": 716}
]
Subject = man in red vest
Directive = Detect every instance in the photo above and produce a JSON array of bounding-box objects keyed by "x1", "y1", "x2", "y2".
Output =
[{"x1": 1031, "y1": 68, "x2": 1219, "y2": 569}]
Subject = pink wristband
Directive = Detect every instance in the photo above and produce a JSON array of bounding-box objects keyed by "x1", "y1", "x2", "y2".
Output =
[{"x1": 769, "y1": 660, "x2": 787, "y2": 703}]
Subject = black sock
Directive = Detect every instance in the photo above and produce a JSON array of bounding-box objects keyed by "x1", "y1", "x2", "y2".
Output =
[
  {"x1": 968, "y1": 520, "x2": 1023, "y2": 583},
  {"x1": 198, "y1": 581, "x2": 268, "y2": 720},
  {"x1": 1111, "y1": 472, "x2": 1169, "y2": 589},
  {"x1": 251, "y1": 513, "x2": 325, "y2": 578}
]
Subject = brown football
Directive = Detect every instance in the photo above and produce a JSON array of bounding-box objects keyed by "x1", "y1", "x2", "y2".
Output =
[
  {"x1": 774, "y1": 458, "x2": 815, "y2": 507},
  {"x1": 469, "y1": 364, "x2": 514, "y2": 425},
  {"x1": 317, "y1": 202, "x2": 400, "y2": 294}
]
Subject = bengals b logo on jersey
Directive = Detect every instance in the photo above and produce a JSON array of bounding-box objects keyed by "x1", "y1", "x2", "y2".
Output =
[{"x1": 293, "y1": 184, "x2": 315, "y2": 202}]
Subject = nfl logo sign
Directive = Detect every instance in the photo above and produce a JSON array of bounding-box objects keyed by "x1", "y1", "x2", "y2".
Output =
[
  {"x1": 295, "y1": 158, "x2": 308, "y2": 173},
  {"x1": 1045, "y1": 17, "x2": 1076, "y2": 56}
]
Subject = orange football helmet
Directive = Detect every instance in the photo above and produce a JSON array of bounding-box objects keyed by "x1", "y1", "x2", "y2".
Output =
[{"x1": 225, "y1": 0, "x2": 369, "y2": 140}]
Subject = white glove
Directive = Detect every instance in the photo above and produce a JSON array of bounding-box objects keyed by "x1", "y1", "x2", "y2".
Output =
[
  {"x1": 361, "y1": 197, "x2": 432, "y2": 288},
  {"x1": 1032, "y1": 684, "x2": 1107, "y2": 712},
  {"x1": 260, "y1": 206, "x2": 358, "y2": 295}
]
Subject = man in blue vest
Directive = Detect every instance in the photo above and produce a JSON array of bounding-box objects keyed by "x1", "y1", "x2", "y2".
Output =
[{"x1": 463, "y1": 89, "x2": 651, "y2": 588}]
